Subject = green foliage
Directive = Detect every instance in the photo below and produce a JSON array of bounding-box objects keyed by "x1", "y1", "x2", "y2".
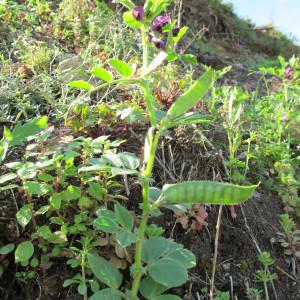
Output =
[
  {"x1": 88, "y1": 253, "x2": 123, "y2": 289},
  {"x1": 254, "y1": 252, "x2": 277, "y2": 300},
  {"x1": 108, "y1": 59, "x2": 133, "y2": 78},
  {"x1": 0, "y1": 116, "x2": 48, "y2": 163},
  {"x1": 0, "y1": 243, "x2": 15, "y2": 255},
  {"x1": 15, "y1": 241, "x2": 34, "y2": 263}
]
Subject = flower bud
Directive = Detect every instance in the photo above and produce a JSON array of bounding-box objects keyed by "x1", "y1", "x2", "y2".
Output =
[
  {"x1": 172, "y1": 27, "x2": 180, "y2": 37},
  {"x1": 132, "y1": 6, "x2": 144, "y2": 21},
  {"x1": 152, "y1": 36, "x2": 166, "y2": 49}
]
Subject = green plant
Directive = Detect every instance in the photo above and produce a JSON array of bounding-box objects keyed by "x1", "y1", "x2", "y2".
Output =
[
  {"x1": 215, "y1": 291, "x2": 230, "y2": 300},
  {"x1": 221, "y1": 87, "x2": 249, "y2": 183},
  {"x1": 253, "y1": 56, "x2": 300, "y2": 215},
  {"x1": 277, "y1": 214, "x2": 300, "y2": 260},
  {"x1": 1, "y1": 120, "x2": 142, "y2": 293},
  {"x1": 254, "y1": 252, "x2": 277, "y2": 300},
  {"x1": 0, "y1": 116, "x2": 48, "y2": 164},
  {"x1": 64, "y1": 237, "x2": 97, "y2": 300},
  {"x1": 247, "y1": 288, "x2": 262, "y2": 300},
  {"x1": 68, "y1": 1, "x2": 257, "y2": 298}
]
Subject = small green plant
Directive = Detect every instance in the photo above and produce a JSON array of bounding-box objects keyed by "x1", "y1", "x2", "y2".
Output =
[
  {"x1": 215, "y1": 290, "x2": 230, "y2": 300},
  {"x1": 277, "y1": 214, "x2": 300, "y2": 260},
  {"x1": 247, "y1": 288, "x2": 263, "y2": 300},
  {"x1": 254, "y1": 252, "x2": 277, "y2": 300},
  {"x1": 221, "y1": 87, "x2": 249, "y2": 183}
]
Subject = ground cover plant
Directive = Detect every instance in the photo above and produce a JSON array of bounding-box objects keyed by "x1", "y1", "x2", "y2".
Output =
[{"x1": 0, "y1": 0, "x2": 299, "y2": 300}]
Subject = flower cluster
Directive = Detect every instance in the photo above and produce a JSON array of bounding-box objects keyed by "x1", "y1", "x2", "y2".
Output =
[{"x1": 132, "y1": 6, "x2": 180, "y2": 50}]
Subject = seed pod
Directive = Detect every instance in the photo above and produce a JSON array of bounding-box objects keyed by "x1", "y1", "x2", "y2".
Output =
[{"x1": 160, "y1": 181, "x2": 258, "y2": 205}]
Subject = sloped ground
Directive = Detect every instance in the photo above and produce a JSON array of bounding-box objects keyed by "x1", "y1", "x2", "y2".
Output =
[{"x1": 0, "y1": 1, "x2": 299, "y2": 299}]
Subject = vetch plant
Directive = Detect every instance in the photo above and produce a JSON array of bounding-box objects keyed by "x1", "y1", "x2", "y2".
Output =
[{"x1": 68, "y1": 0, "x2": 258, "y2": 298}]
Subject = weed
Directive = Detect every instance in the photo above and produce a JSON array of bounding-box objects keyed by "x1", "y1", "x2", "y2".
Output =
[{"x1": 254, "y1": 252, "x2": 277, "y2": 300}]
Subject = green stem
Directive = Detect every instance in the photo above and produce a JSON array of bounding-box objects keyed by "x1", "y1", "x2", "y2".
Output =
[
  {"x1": 131, "y1": 131, "x2": 159, "y2": 300},
  {"x1": 141, "y1": 25, "x2": 149, "y2": 73},
  {"x1": 263, "y1": 280, "x2": 269, "y2": 300},
  {"x1": 82, "y1": 78, "x2": 143, "y2": 100},
  {"x1": 142, "y1": 83, "x2": 157, "y2": 127},
  {"x1": 81, "y1": 253, "x2": 87, "y2": 300}
]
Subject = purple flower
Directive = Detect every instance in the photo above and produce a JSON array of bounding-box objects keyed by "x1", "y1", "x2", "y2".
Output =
[
  {"x1": 132, "y1": 6, "x2": 144, "y2": 21},
  {"x1": 172, "y1": 27, "x2": 180, "y2": 37},
  {"x1": 151, "y1": 36, "x2": 166, "y2": 49},
  {"x1": 151, "y1": 15, "x2": 171, "y2": 33},
  {"x1": 284, "y1": 66, "x2": 293, "y2": 79}
]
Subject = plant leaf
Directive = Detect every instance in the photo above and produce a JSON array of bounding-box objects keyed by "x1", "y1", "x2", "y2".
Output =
[
  {"x1": 94, "y1": 217, "x2": 119, "y2": 233},
  {"x1": 139, "y1": 276, "x2": 168, "y2": 299},
  {"x1": 0, "y1": 173, "x2": 17, "y2": 184},
  {"x1": 111, "y1": 167, "x2": 138, "y2": 176},
  {"x1": 142, "y1": 237, "x2": 171, "y2": 263},
  {"x1": 15, "y1": 241, "x2": 34, "y2": 263},
  {"x1": 149, "y1": 258, "x2": 188, "y2": 288},
  {"x1": 87, "y1": 254, "x2": 123, "y2": 289},
  {"x1": 164, "y1": 69, "x2": 214, "y2": 120},
  {"x1": 116, "y1": 229, "x2": 137, "y2": 247},
  {"x1": 123, "y1": 11, "x2": 142, "y2": 28},
  {"x1": 88, "y1": 182, "x2": 106, "y2": 200},
  {"x1": 114, "y1": 204, "x2": 134, "y2": 230},
  {"x1": 0, "y1": 127, "x2": 11, "y2": 163},
  {"x1": 0, "y1": 243, "x2": 15, "y2": 255},
  {"x1": 167, "y1": 248, "x2": 196, "y2": 269},
  {"x1": 181, "y1": 53, "x2": 197, "y2": 65},
  {"x1": 108, "y1": 59, "x2": 133, "y2": 77},
  {"x1": 61, "y1": 185, "x2": 81, "y2": 201},
  {"x1": 10, "y1": 116, "x2": 48, "y2": 146},
  {"x1": 173, "y1": 26, "x2": 188, "y2": 43},
  {"x1": 24, "y1": 181, "x2": 51, "y2": 196},
  {"x1": 118, "y1": 152, "x2": 140, "y2": 170},
  {"x1": 78, "y1": 282, "x2": 87, "y2": 295},
  {"x1": 50, "y1": 193, "x2": 62, "y2": 210},
  {"x1": 69, "y1": 80, "x2": 93, "y2": 91},
  {"x1": 90, "y1": 288, "x2": 122, "y2": 300},
  {"x1": 17, "y1": 204, "x2": 32, "y2": 228},
  {"x1": 91, "y1": 66, "x2": 113, "y2": 81}
]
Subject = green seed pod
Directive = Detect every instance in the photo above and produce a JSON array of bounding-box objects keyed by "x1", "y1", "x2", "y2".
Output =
[{"x1": 160, "y1": 181, "x2": 258, "y2": 205}]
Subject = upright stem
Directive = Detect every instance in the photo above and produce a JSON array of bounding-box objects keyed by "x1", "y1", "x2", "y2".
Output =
[
  {"x1": 131, "y1": 131, "x2": 159, "y2": 300},
  {"x1": 141, "y1": 25, "x2": 149, "y2": 73},
  {"x1": 264, "y1": 278, "x2": 270, "y2": 300},
  {"x1": 81, "y1": 253, "x2": 87, "y2": 300}
]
